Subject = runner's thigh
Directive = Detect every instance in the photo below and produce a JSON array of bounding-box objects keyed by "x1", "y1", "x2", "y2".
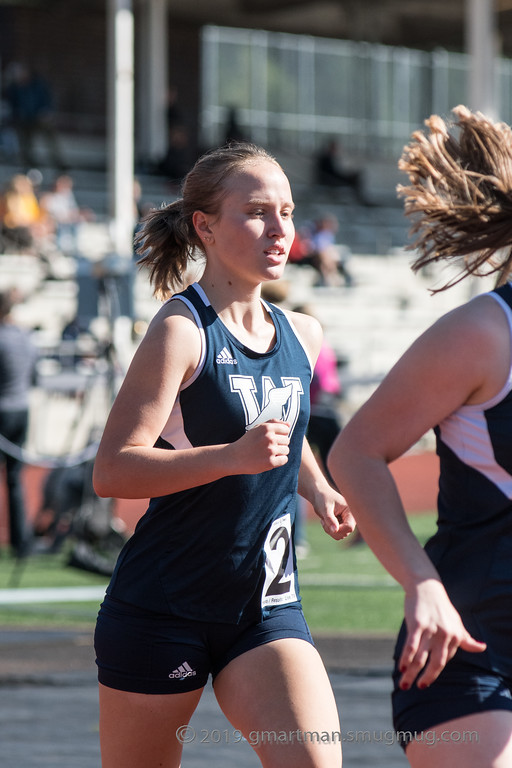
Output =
[
  {"x1": 214, "y1": 638, "x2": 342, "y2": 768},
  {"x1": 98, "y1": 683, "x2": 203, "y2": 768},
  {"x1": 406, "y1": 711, "x2": 512, "y2": 768}
]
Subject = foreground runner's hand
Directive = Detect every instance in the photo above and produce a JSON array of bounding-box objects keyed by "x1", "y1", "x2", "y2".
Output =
[
  {"x1": 229, "y1": 419, "x2": 291, "y2": 474},
  {"x1": 399, "y1": 579, "x2": 487, "y2": 690},
  {"x1": 312, "y1": 486, "x2": 356, "y2": 541}
]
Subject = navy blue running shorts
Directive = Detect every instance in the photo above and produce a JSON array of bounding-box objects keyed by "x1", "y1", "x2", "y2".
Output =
[
  {"x1": 392, "y1": 654, "x2": 512, "y2": 750},
  {"x1": 94, "y1": 596, "x2": 314, "y2": 694}
]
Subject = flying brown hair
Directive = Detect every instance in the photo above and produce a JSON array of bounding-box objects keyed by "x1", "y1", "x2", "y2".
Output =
[{"x1": 397, "y1": 104, "x2": 512, "y2": 291}]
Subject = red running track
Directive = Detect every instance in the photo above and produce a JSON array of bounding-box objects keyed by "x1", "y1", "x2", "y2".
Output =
[{"x1": 0, "y1": 451, "x2": 440, "y2": 546}]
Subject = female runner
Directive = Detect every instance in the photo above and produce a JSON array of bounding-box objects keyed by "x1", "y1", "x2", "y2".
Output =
[
  {"x1": 93, "y1": 142, "x2": 355, "y2": 768},
  {"x1": 328, "y1": 106, "x2": 512, "y2": 767}
]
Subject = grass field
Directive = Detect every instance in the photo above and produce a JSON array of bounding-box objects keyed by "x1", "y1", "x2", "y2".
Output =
[
  {"x1": 0, "y1": 512, "x2": 437, "y2": 632},
  {"x1": 300, "y1": 511, "x2": 437, "y2": 633}
]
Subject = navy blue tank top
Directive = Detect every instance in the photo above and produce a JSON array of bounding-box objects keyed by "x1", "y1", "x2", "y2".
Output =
[
  {"x1": 106, "y1": 283, "x2": 313, "y2": 624},
  {"x1": 424, "y1": 283, "x2": 512, "y2": 674}
]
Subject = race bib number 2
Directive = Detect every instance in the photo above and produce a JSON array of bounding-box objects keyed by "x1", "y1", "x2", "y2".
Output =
[{"x1": 261, "y1": 513, "x2": 297, "y2": 608}]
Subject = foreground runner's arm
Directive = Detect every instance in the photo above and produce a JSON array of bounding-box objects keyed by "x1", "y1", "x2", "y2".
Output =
[
  {"x1": 94, "y1": 301, "x2": 292, "y2": 500},
  {"x1": 288, "y1": 306, "x2": 355, "y2": 542},
  {"x1": 328, "y1": 303, "x2": 496, "y2": 687},
  {"x1": 298, "y1": 437, "x2": 355, "y2": 541}
]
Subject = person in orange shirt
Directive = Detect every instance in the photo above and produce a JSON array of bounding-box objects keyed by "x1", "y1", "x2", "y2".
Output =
[{"x1": 0, "y1": 173, "x2": 46, "y2": 252}]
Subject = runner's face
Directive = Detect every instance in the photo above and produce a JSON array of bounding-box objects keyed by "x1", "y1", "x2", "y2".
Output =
[{"x1": 208, "y1": 160, "x2": 295, "y2": 285}]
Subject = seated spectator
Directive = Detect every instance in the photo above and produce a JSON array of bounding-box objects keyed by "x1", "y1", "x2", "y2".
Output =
[
  {"x1": 0, "y1": 173, "x2": 48, "y2": 253},
  {"x1": 40, "y1": 174, "x2": 93, "y2": 255},
  {"x1": 287, "y1": 226, "x2": 313, "y2": 266},
  {"x1": 309, "y1": 214, "x2": 353, "y2": 287},
  {"x1": 315, "y1": 138, "x2": 368, "y2": 205},
  {"x1": 223, "y1": 106, "x2": 248, "y2": 145},
  {"x1": 156, "y1": 124, "x2": 194, "y2": 187}
]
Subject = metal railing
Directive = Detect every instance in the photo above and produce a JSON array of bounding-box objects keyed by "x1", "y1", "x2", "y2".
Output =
[{"x1": 201, "y1": 25, "x2": 512, "y2": 160}]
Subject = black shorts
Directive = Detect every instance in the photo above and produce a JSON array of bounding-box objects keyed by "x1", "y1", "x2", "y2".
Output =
[
  {"x1": 94, "y1": 596, "x2": 314, "y2": 694},
  {"x1": 392, "y1": 654, "x2": 512, "y2": 749}
]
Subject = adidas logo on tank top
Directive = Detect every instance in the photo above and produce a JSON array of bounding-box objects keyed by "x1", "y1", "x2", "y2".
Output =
[{"x1": 216, "y1": 346, "x2": 238, "y2": 365}]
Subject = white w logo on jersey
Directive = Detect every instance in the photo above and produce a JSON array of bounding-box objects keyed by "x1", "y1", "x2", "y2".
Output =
[{"x1": 229, "y1": 375, "x2": 304, "y2": 435}]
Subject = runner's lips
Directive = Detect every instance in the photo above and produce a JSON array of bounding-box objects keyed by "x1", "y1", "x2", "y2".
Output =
[{"x1": 265, "y1": 246, "x2": 286, "y2": 258}]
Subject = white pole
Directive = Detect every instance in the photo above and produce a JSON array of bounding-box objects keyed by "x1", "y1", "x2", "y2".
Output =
[
  {"x1": 467, "y1": 0, "x2": 498, "y2": 118},
  {"x1": 107, "y1": 0, "x2": 135, "y2": 259},
  {"x1": 138, "y1": 0, "x2": 168, "y2": 165}
]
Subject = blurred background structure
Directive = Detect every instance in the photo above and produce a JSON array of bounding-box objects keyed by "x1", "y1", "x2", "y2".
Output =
[
  {"x1": 0, "y1": 2, "x2": 509, "y2": 190},
  {"x1": 0, "y1": 1, "x2": 508, "y2": 247},
  {"x1": 0, "y1": 1, "x2": 509, "y2": 228},
  {"x1": 0, "y1": 0, "x2": 506, "y2": 550}
]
